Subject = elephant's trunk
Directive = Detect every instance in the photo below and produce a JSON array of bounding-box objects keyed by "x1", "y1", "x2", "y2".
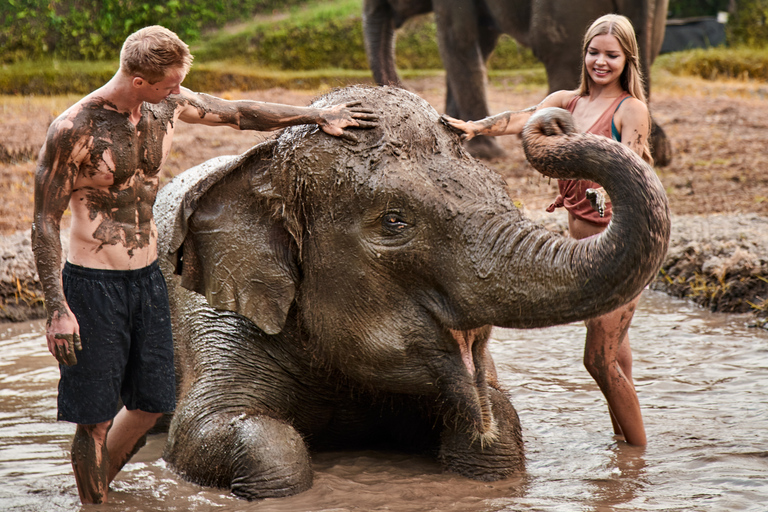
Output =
[
  {"x1": 363, "y1": 0, "x2": 401, "y2": 86},
  {"x1": 468, "y1": 108, "x2": 670, "y2": 328}
]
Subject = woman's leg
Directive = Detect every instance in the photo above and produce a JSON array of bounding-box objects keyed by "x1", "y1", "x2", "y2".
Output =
[
  {"x1": 583, "y1": 296, "x2": 646, "y2": 446},
  {"x1": 569, "y1": 214, "x2": 646, "y2": 446}
]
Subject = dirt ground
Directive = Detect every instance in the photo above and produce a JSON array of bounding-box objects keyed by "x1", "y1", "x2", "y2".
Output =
[{"x1": 1, "y1": 73, "x2": 767, "y2": 323}]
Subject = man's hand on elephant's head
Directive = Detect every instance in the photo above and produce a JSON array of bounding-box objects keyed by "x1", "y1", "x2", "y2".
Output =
[{"x1": 317, "y1": 101, "x2": 379, "y2": 142}]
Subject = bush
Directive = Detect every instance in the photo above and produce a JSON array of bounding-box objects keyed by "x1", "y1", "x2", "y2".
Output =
[
  {"x1": 655, "y1": 46, "x2": 768, "y2": 80},
  {"x1": 0, "y1": 0, "x2": 309, "y2": 64},
  {"x1": 192, "y1": 7, "x2": 538, "y2": 71},
  {"x1": 728, "y1": 0, "x2": 768, "y2": 47}
]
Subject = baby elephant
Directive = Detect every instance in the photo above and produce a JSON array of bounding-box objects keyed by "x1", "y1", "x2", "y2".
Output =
[{"x1": 153, "y1": 85, "x2": 669, "y2": 499}]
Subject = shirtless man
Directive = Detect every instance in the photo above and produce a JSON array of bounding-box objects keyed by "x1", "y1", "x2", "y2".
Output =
[{"x1": 32, "y1": 25, "x2": 377, "y2": 504}]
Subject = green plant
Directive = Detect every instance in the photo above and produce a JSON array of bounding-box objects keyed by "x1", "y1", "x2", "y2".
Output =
[
  {"x1": 0, "y1": 0, "x2": 312, "y2": 64},
  {"x1": 728, "y1": 0, "x2": 768, "y2": 47},
  {"x1": 654, "y1": 46, "x2": 768, "y2": 80}
]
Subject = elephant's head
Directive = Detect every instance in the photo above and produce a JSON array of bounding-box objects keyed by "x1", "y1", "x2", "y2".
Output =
[{"x1": 156, "y1": 85, "x2": 669, "y2": 449}]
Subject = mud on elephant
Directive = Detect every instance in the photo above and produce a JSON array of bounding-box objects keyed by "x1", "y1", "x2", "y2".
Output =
[
  {"x1": 153, "y1": 85, "x2": 670, "y2": 500},
  {"x1": 363, "y1": 0, "x2": 672, "y2": 165}
]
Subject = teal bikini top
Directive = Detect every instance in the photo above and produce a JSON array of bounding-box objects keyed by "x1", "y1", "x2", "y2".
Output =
[{"x1": 611, "y1": 96, "x2": 631, "y2": 141}]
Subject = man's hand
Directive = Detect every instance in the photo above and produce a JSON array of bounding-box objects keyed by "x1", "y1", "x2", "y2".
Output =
[
  {"x1": 317, "y1": 101, "x2": 378, "y2": 142},
  {"x1": 47, "y1": 309, "x2": 82, "y2": 366}
]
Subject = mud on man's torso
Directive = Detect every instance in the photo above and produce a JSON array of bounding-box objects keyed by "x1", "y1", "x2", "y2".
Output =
[{"x1": 64, "y1": 97, "x2": 179, "y2": 269}]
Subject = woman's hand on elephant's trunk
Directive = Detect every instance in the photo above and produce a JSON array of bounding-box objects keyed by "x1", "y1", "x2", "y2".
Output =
[{"x1": 317, "y1": 101, "x2": 379, "y2": 142}]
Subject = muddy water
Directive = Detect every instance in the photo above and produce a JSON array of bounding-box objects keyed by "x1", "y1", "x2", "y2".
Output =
[{"x1": 1, "y1": 290, "x2": 766, "y2": 511}]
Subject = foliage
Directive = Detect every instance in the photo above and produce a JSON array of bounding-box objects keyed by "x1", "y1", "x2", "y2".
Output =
[
  {"x1": 192, "y1": 6, "x2": 539, "y2": 71},
  {"x1": 655, "y1": 45, "x2": 768, "y2": 80},
  {"x1": 727, "y1": 0, "x2": 768, "y2": 46},
  {"x1": 0, "y1": 0, "x2": 309, "y2": 64},
  {"x1": 193, "y1": 0, "x2": 368, "y2": 69}
]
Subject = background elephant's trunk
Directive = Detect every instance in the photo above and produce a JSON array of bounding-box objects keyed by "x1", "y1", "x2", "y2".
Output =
[
  {"x1": 464, "y1": 108, "x2": 670, "y2": 329},
  {"x1": 363, "y1": 0, "x2": 401, "y2": 86}
]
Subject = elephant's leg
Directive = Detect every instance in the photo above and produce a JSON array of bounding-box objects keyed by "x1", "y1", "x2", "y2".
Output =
[
  {"x1": 229, "y1": 414, "x2": 313, "y2": 499},
  {"x1": 434, "y1": 0, "x2": 504, "y2": 160},
  {"x1": 649, "y1": 118, "x2": 672, "y2": 167},
  {"x1": 438, "y1": 387, "x2": 524, "y2": 481},
  {"x1": 164, "y1": 406, "x2": 312, "y2": 500},
  {"x1": 444, "y1": 25, "x2": 498, "y2": 121}
]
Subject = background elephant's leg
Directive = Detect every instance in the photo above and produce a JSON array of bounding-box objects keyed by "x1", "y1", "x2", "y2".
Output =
[
  {"x1": 363, "y1": 0, "x2": 401, "y2": 86},
  {"x1": 165, "y1": 408, "x2": 312, "y2": 500},
  {"x1": 541, "y1": 48, "x2": 582, "y2": 93},
  {"x1": 649, "y1": 118, "x2": 672, "y2": 167},
  {"x1": 438, "y1": 387, "x2": 524, "y2": 481},
  {"x1": 434, "y1": 0, "x2": 504, "y2": 160}
]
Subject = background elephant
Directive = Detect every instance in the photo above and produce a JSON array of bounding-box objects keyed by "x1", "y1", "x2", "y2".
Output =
[
  {"x1": 363, "y1": 0, "x2": 672, "y2": 165},
  {"x1": 153, "y1": 86, "x2": 670, "y2": 500}
]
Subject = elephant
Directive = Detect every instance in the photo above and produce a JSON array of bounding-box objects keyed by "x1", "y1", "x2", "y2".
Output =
[
  {"x1": 363, "y1": 0, "x2": 672, "y2": 165},
  {"x1": 153, "y1": 85, "x2": 670, "y2": 500}
]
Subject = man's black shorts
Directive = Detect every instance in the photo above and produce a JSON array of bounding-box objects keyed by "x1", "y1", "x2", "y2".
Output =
[{"x1": 58, "y1": 261, "x2": 175, "y2": 424}]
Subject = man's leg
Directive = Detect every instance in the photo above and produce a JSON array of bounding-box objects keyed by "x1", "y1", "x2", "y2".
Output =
[
  {"x1": 71, "y1": 421, "x2": 111, "y2": 504},
  {"x1": 107, "y1": 407, "x2": 163, "y2": 483}
]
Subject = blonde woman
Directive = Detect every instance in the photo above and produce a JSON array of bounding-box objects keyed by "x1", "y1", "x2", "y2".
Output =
[{"x1": 443, "y1": 14, "x2": 651, "y2": 446}]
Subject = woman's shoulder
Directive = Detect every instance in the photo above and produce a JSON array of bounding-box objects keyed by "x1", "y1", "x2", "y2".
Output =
[
  {"x1": 617, "y1": 95, "x2": 648, "y2": 116},
  {"x1": 540, "y1": 89, "x2": 581, "y2": 109}
]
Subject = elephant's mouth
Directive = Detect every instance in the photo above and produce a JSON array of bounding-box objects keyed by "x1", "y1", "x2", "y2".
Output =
[{"x1": 448, "y1": 328, "x2": 498, "y2": 441}]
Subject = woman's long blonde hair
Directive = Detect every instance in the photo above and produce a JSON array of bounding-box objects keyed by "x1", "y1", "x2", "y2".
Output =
[{"x1": 577, "y1": 14, "x2": 653, "y2": 164}]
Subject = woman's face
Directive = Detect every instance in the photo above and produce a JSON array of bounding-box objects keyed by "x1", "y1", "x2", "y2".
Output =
[{"x1": 584, "y1": 33, "x2": 627, "y2": 88}]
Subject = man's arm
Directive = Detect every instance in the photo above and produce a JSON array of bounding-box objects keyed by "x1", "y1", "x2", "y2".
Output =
[
  {"x1": 32, "y1": 119, "x2": 84, "y2": 366},
  {"x1": 174, "y1": 88, "x2": 378, "y2": 141}
]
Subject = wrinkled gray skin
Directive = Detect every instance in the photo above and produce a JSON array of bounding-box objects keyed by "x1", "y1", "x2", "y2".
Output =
[
  {"x1": 363, "y1": 0, "x2": 671, "y2": 165},
  {"x1": 154, "y1": 86, "x2": 670, "y2": 500}
]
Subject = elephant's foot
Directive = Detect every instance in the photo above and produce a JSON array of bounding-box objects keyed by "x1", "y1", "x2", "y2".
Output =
[
  {"x1": 465, "y1": 136, "x2": 506, "y2": 160},
  {"x1": 229, "y1": 414, "x2": 313, "y2": 500},
  {"x1": 650, "y1": 120, "x2": 673, "y2": 167},
  {"x1": 164, "y1": 409, "x2": 312, "y2": 500},
  {"x1": 438, "y1": 387, "x2": 524, "y2": 481}
]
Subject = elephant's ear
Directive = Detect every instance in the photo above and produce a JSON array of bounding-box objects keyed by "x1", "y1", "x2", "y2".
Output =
[{"x1": 155, "y1": 140, "x2": 298, "y2": 335}]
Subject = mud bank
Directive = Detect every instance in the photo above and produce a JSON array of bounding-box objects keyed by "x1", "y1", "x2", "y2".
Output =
[
  {"x1": 4, "y1": 214, "x2": 766, "y2": 326},
  {"x1": 651, "y1": 213, "x2": 768, "y2": 327}
]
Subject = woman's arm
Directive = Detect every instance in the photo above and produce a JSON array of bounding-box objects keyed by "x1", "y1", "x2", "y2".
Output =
[
  {"x1": 441, "y1": 89, "x2": 576, "y2": 140},
  {"x1": 614, "y1": 97, "x2": 651, "y2": 161}
]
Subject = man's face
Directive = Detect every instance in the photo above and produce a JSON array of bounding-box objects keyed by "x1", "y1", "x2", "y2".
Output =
[{"x1": 138, "y1": 67, "x2": 187, "y2": 103}]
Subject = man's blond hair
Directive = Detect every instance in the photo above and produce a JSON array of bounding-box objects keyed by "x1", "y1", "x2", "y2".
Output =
[{"x1": 120, "y1": 25, "x2": 193, "y2": 83}]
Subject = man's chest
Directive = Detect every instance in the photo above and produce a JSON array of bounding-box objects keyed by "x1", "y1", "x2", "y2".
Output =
[
  {"x1": 79, "y1": 119, "x2": 175, "y2": 187},
  {"x1": 73, "y1": 100, "x2": 178, "y2": 186}
]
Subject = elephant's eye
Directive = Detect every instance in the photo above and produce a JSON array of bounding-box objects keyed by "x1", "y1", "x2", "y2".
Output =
[{"x1": 382, "y1": 212, "x2": 408, "y2": 234}]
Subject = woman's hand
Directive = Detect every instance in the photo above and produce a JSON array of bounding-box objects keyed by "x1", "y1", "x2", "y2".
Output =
[{"x1": 440, "y1": 115, "x2": 480, "y2": 141}]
